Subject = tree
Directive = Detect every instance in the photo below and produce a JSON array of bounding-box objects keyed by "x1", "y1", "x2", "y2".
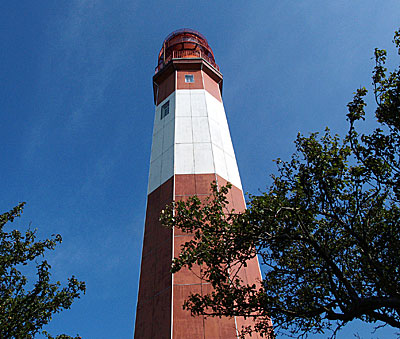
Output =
[
  {"x1": 160, "y1": 29, "x2": 400, "y2": 338},
  {"x1": 0, "y1": 203, "x2": 85, "y2": 339}
]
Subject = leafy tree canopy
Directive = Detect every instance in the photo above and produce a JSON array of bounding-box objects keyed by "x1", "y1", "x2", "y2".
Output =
[
  {"x1": 161, "y1": 29, "x2": 400, "y2": 338},
  {"x1": 0, "y1": 203, "x2": 85, "y2": 339}
]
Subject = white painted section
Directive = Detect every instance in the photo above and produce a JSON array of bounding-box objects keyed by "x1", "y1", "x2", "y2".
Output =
[
  {"x1": 148, "y1": 89, "x2": 242, "y2": 194},
  {"x1": 193, "y1": 143, "x2": 214, "y2": 173},
  {"x1": 161, "y1": 146, "x2": 174, "y2": 184},
  {"x1": 206, "y1": 91, "x2": 235, "y2": 157},
  {"x1": 175, "y1": 91, "x2": 191, "y2": 117},
  {"x1": 163, "y1": 119, "x2": 175, "y2": 151},
  {"x1": 192, "y1": 117, "x2": 211, "y2": 143},
  {"x1": 175, "y1": 143, "x2": 194, "y2": 174},
  {"x1": 150, "y1": 129, "x2": 163, "y2": 162},
  {"x1": 212, "y1": 144, "x2": 229, "y2": 180},
  {"x1": 148, "y1": 92, "x2": 175, "y2": 193},
  {"x1": 152, "y1": 93, "x2": 175, "y2": 135},
  {"x1": 225, "y1": 153, "x2": 241, "y2": 189},
  {"x1": 208, "y1": 118, "x2": 223, "y2": 150},
  {"x1": 190, "y1": 90, "x2": 207, "y2": 117},
  {"x1": 220, "y1": 123, "x2": 235, "y2": 157},
  {"x1": 175, "y1": 117, "x2": 193, "y2": 144}
]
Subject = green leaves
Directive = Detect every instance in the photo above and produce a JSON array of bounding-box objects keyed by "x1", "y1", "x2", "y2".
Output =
[{"x1": 0, "y1": 204, "x2": 85, "y2": 338}]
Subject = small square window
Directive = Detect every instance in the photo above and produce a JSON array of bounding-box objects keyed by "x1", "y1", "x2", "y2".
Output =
[
  {"x1": 161, "y1": 101, "x2": 169, "y2": 119},
  {"x1": 185, "y1": 74, "x2": 194, "y2": 83}
]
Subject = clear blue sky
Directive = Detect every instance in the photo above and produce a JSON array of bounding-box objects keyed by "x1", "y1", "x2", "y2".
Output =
[{"x1": 1, "y1": 1, "x2": 399, "y2": 338}]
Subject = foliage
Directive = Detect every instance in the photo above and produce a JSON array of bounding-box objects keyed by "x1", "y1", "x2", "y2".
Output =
[
  {"x1": 160, "y1": 29, "x2": 400, "y2": 337},
  {"x1": 0, "y1": 203, "x2": 85, "y2": 339}
]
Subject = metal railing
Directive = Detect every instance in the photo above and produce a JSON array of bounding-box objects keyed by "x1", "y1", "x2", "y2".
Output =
[{"x1": 155, "y1": 50, "x2": 219, "y2": 73}]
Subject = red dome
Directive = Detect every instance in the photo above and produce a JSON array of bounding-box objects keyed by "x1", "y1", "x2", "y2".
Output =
[{"x1": 156, "y1": 29, "x2": 219, "y2": 73}]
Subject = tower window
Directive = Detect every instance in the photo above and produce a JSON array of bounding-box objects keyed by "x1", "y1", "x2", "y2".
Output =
[
  {"x1": 185, "y1": 74, "x2": 194, "y2": 83},
  {"x1": 161, "y1": 101, "x2": 169, "y2": 119}
]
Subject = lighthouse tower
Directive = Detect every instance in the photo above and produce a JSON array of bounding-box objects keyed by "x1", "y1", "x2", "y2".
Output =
[{"x1": 134, "y1": 29, "x2": 262, "y2": 338}]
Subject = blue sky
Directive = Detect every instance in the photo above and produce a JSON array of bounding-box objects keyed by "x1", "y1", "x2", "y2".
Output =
[{"x1": 1, "y1": 1, "x2": 399, "y2": 338}]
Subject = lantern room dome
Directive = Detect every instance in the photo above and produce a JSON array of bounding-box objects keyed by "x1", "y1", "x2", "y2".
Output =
[{"x1": 156, "y1": 28, "x2": 219, "y2": 73}]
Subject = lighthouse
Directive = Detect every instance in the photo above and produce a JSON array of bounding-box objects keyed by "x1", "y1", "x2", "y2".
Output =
[{"x1": 134, "y1": 29, "x2": 262, "y2": 338}]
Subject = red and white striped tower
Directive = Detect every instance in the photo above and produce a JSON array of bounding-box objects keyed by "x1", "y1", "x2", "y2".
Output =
[{"x1": 135, "y1": 29, "x2": 262, "y2": 338}]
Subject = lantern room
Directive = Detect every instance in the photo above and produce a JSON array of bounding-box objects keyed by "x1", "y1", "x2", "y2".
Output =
[{"x1": 155, "y1": 28, "x2": 219, "y2": 73}]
